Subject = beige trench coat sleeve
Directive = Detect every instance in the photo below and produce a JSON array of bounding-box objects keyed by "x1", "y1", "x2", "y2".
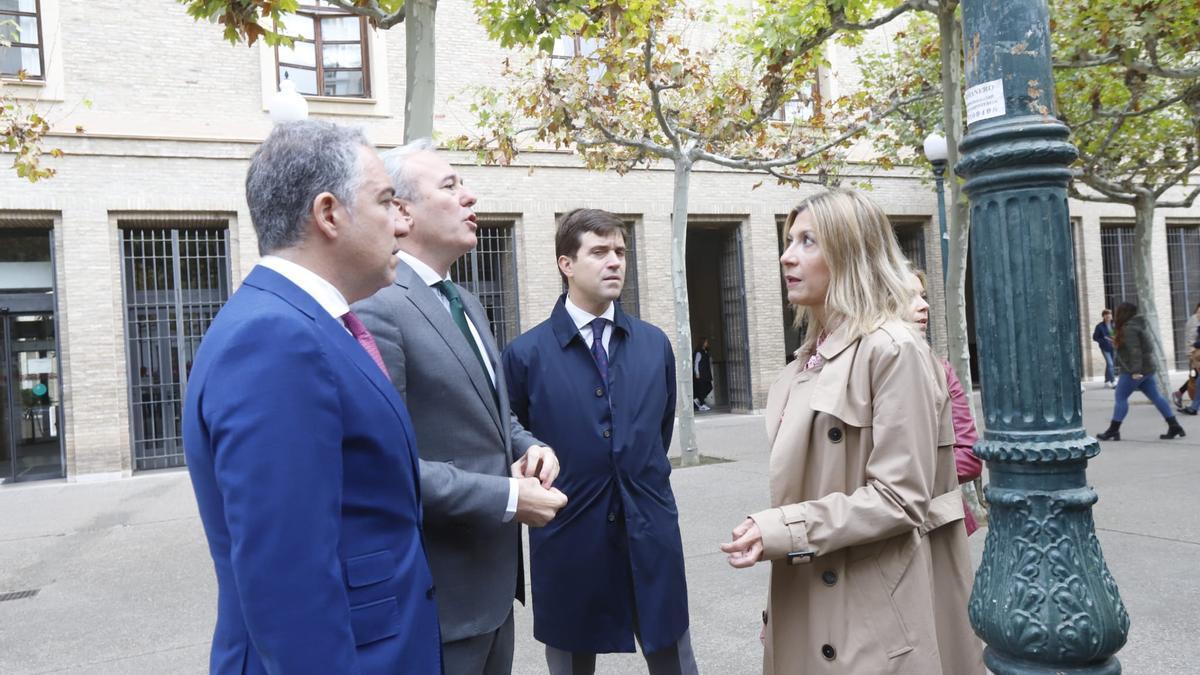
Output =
[{"x1": 750, "y1": 335, "x2": 940, "y2": 562}]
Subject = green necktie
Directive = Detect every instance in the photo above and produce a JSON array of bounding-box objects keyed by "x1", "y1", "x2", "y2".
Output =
[{"x1": 433, "y1": 280, "x2": 498, "y2": 404}]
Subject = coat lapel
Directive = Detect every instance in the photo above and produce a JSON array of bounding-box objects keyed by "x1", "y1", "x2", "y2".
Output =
[
  {"x1": 244, "y1": 267, "x2": 420, "y2": 474},
  {"x1": 398, "y1": 265, "x2": 504, "y2": 437},
  {"x1": 460, "y1": 292, "x2": 508, "y2": 443}
]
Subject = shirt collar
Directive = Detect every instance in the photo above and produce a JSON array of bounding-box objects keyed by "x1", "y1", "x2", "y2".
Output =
[
  {"x1": 396, "y1": 250, "x2": 450, "y2": 287},
  {"x1": 258, "y1": 255, "x2": 348, "y2": 320},
  {"x1": 564, "y1": 296, "x2": 615, "y2": 331}
]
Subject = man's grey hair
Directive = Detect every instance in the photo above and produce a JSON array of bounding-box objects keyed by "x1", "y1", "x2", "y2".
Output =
[
  {"x1": 245, "y1": 120, "x2": 370, "y2": 255},
  {"x1": 381, "y1": 138, "x2": 437, "y2": 202}
]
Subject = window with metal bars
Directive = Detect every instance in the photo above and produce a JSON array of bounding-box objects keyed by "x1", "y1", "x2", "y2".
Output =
[
  {"x1": 1167, "y1": 225, "x2": 1200, "y2": 369},
  {"x1": 450, "y1": 219, "x2": 520, "y2": 350},
  {"x1": 893, "y1": 222, "x2": 927, "y2": 271},
  {"x1": 276, "y1": 2, "x2": 371, "y2": 98},
  {"x1": 619, "y1": 219, "x2": 640, "y2": 318},
  {"x1": 1100, "y1": 225, "x2": 1137, "y2": 312},
  {"x1": 0, "y1": 0, "x2": 43, "y2": 79},
  {"x1": 120, "y1": 225, "x2": 231, "y2": 471}
]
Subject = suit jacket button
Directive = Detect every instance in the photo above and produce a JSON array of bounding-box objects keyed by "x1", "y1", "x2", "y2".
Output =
[
  {"x1": 608, "y1": 513, "x2": 616, "y2": 523},
  {"x1": 827, "y1": 427, "x2": 843, "y2": 443},
  {"x1": 603, "y1": 429, "x2": 612, "y2": 438},
  {"x1": 426, "y1": 585, "x2": 436, "y2": 600},
  {"x1": 821, "y1": 644, "x2": 836, "y2": 660},
  {"x1": 821, "y1": 570, "x2": 837, "y2": 586},
  {"x1": 595, "y1": 387, "x2": 605, "y2": 397}
]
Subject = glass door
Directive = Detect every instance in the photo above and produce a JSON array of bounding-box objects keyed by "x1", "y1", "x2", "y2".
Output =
[{"x1": 1, "y1": 311, "x2": 62, "y2": 482}]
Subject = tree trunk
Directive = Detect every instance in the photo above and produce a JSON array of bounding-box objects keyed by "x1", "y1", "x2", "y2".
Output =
[
  {"x1": 938, "y1": 0, "x2": 986, "y2": 526},
  {"x1": 939, "y1": 0, "x2": 975, "y2": 416},
  {"x1": 404, "y1": 0, "x2": 437, "y2": 142},
  {"x1": 672, "y1": 157, "x2": 699, "y2": 467},
  {"x1": 1132, "y1": 190, "x2": 1174, "y2": 401}
]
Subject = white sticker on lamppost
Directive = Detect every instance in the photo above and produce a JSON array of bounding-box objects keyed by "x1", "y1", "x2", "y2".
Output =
[{"x1": 965, "y1": 79, "x2": 1006, "y2": 124}]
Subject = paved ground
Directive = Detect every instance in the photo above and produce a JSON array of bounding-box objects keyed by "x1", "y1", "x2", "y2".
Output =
[{"x1": 1, "y1": 380, "x2": 1197, "y2": 674}]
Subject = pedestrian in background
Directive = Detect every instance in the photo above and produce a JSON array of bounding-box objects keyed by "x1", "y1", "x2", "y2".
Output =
[
  {"x1": 693, "y1": 337, "x2": 713, "y2": 412},
  {"x1": 720, "y1": 189, "x2": 984, "y2": 674},
  {"x1": 910, "y1": 268, "x2": 983, "y2": 535},
  {"x1": 1176, "y1": 306, "x2": 1200, "y2": 416},
  {"x1": 1093, "y1": 308, "x2": 1116, "y2": 388},
  {"x1": 1096, "y1": 302, "x2": 1186, "y2": 440},
  {"x1": 1172, "y1": 300, "x2": 1199, "y2": 409}
]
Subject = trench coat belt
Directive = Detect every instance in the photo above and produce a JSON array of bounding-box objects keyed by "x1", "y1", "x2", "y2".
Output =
[{"x1": 918, "y1": 489, "x2": 966, "y2": 537}]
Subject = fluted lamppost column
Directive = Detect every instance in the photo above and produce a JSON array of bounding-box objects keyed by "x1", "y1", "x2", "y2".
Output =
[{"x1": 955, "y1": 1, "x2": 1130, "y2": 673}]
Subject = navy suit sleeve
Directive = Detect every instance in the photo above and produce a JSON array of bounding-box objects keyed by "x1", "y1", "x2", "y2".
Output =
[
  {"x1": 200, "y1": 317, "x2": 359, "y2": 673},
  {"x1": 502, "y1": 345, "x2": 531, "y2": 430},
  {"x1": 662, "y1": 335, "x2": 676, "y2": 452}
]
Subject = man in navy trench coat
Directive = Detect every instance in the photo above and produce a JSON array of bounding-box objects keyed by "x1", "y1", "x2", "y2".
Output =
[{"x1": 503, "y1": 209, "x2": 697, "y2": 675}]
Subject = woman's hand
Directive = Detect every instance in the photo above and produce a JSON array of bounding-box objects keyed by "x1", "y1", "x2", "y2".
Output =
[{"x1": 720, "y1": 518, "x2": 764, "y2": 568}]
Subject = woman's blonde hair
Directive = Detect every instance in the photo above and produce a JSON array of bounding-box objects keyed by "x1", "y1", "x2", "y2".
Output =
[{"x1": 785, "y1": 189, "x2": 916, "y2": 359}]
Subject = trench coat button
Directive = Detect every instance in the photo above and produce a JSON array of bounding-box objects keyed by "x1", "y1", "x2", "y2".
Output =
[
  {"x1": 603, "y1": 429, "x2": 612, "y2": 438},
  {"x1": 607, "y1": 512, "x2": 616, "y2": 523},
  {"x1": 426, "y1": 585, "x2": 436, "y2": 600},
  {"x1": 595, "y1": 387, "x2": 605, "y2": 397},
  {"x1": 821, "y1": 644, "x2": 836, "y2": 660},
  {"x1": 827, "y1": 427, "x2": 843, "y2": 443},
  {"x1": 821, "y1": 570, "x2": 837, "y2": 586}
]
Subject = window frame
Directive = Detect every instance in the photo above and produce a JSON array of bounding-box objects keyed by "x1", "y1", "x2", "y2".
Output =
[
  {"x1": 0, "y1": 0, "x2": 45, "y2": 81},
  {"x1": 274, "y1": 2, "x2": 372, "y2": 99}
]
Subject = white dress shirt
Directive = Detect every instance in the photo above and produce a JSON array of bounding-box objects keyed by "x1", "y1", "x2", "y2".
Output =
[
  {"x1": 396, "y1": 250, "x2": 518, "y2": 522},
  {"x1": 397, "y1": 250, "x2": 498, "y2": 385},
  {"x1": 258, "y1": 256, "x2": 349, "y2": 328},
  {"x1": 564, "y1": 296, "x2": 615, "y2": 352}
]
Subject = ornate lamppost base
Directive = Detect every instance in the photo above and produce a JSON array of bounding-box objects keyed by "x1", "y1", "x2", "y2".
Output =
[{"x1": 986, "y1": 648, "x2": 1122, "y2": 675}]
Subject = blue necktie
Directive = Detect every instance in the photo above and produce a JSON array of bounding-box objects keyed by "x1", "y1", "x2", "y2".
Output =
[{"x1": 589, "y1": 317, "x2": 609, "y2": 382}]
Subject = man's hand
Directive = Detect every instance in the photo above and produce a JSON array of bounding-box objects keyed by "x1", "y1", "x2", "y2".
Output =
[
  {"x1": 720, "y1": 517, "x2": 764, "y2": 569},
  {"x1": 515, "y1": 477, "x2": 567, "y2": 527},
  {"x1": 511, "y1": 445, "x2": 560, "y2": 488}
]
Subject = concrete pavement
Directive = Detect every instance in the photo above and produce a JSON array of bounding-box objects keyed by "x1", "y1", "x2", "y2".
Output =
[{"x1": 0, "y1": 381, "x2": 1196, "y2": 673}]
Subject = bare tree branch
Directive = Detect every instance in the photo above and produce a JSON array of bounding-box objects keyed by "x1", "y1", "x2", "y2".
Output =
[
  {"x1": 695, "y1": 85, "x2": 936, "y2": 170},
  {"x1": 1158, "y1": 183, "x2": 1200, "y2": 208},
  {"x1": 1054, "y1": 53, "x2": 1200, "y2": 80},
  {"x1": 1072, "y1": 169, "x2": 1137, "y2": 203},
  {"x1": 744, "y1": 0, "x2": 926, "y2": 130},
  {"x1": 578, "y1": 113, "x2": 679, "y2": 158},
  {"x1": 644, "y1": 26, "x2": 680, "y2": 151},
  {"x1": 326, "y1": 0, "x2": 406, "y2": 29},
  {"x1": 1153, "y1": 155, "x2": 1200, "y2": 200}
]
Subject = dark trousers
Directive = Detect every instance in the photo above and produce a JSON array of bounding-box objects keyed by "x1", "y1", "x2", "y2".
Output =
[
  {"x1": 544, "y1": 629, "x2": 699, "y2": 675},
  {"x1": 693, "y1": 378, "x2": 713, "y2": 404},
  {"x1": 442, "y1": 609, "x2": 515, "y2": 675}
]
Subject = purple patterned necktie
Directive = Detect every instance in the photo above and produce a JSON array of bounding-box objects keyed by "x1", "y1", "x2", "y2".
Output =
[
  {"x1": 589, "y1": 317, "x2": 610, "y2": 382},
  {"x1": 341, "y1": 310, "x2": 390, "y2": 380}
]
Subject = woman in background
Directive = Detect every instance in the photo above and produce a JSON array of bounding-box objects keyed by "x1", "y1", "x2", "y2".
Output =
[
  {"x1": 910, "y1": 269, "x2": 983, "y2": 535},
  {"x1": 720, "y1": 189, "x2": 983, "y2": 674},
  {"x1": 1096, "y1": 301, "x2": 1185, "y2": 440}
]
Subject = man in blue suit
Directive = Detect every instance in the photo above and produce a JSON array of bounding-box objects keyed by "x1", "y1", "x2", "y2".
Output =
[
  {"x1": 183, "y1": 120, "x2": 440, "y2": 674},
  {"x1": 503, "y1": 209, "x2": 697, "y2": 675}
]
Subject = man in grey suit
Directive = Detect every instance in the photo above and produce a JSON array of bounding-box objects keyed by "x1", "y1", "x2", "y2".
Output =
[{"x1": 354, "y1": 139, "x2": 568, "y2": 675}]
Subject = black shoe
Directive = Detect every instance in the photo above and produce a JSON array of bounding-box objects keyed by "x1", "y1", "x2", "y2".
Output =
[
  {"x1": 1096, "y1": 421, "x2": 1121, "y2": 441},
  {"x1": 1179, "y1": 407, "x2": 1198, "y2": 416},
  {"x1": 1161, "y1": 417, "x2": 1187, "y2": 439}
]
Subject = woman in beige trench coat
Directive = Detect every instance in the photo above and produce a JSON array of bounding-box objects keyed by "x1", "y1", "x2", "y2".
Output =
[{"x1": 720, "y1": 189, "x2": 985, "y2": 675}]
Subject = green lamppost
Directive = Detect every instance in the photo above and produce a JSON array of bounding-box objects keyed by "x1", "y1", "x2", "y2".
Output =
[{"x1": 955, "y1": 1, "x2": 1130, "y2": 673}]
